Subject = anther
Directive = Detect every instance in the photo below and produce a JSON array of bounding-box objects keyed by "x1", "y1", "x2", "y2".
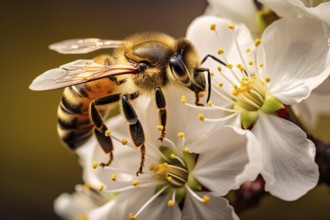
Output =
[
  {"x1": 203, "y1": 195, "x2": 210, "y2": 204},
  {"x1": 210, "y1": 71, "x2": 215, "y2": 76},
  {"x1": 111, "y1": 174, "x2": 117, "y2": 181},
  {"x1": 168, "y1": 200, "x2": 175, "y2": 207},
  {"x1": 198, "y1": 113, "x2": 205, "y2": 121},
  {"x1": 157, "y1": 125, "x2": 164, "y2": 131},
  {"x1": 167, "y1": 176, "x2": 173, "y2": 182},
  {"x1": 248, "y1": 61, "x2": 254, "y2": 66},
  {"x1": 198, "y1": 92, "x2": 205, "y2": 98},
  {"x1": 246, "y1": 48, "x2": 251, "y2": 53},
  {"x1": 228, "y1": 24, "x2": 235, "y2": 30},
  {"x1": 217, "y1": 48, "x2": 224, "y2": 55},
  {"x1": 178, "y1": 132, "x2": 185, "y2": 138},
  {"x1": 104, "y1": 129, "x2": 111, "y2": 137},
  {"x1": 129, "y1": 213, "x2": 137, "y2": 220},
  {"x1": 132, "y1": 180, "x2": 139, "y2": 186},
  {"x1": 207, "y1": 100, "x2": 212, "y2": 106},
  {"x1": 217, "y1": 66, "x2": 222, "y2": 72},
  {"x1": 92, "y1": 161, "x2": 98, "y2": 169},
  {"x1": 149, "y1": 163, "x2": 155, "y2": 171},
  {"x1": 226, "y1": 64, "x2": 233, "y2": 69},
  {"x1": 184, "y1": 147, "x2": 190, "y2": 153},
  {"x1": 218, "y1": 82, "x2": 223, "y2": 87},
  {"x1": 210, "y1": 23, "x2": 216, "y2": 31},
  {"x1": 254, "y1": 39, "x2": 261, "y2": 47},
  {"x1": 259, "y1": 64, "x2": 264, "y2": 68},
  {"x1": 98, "y1": 184, "x2": 104, "y2": 191},
  {"x1": 170, "y1": 153, "x2": 176, "y2": 159},
  {"x1": 121, "y1": 139, "x2": 128, "y2": 145},
  {"x1": 265, "y1": 77, "x2": 271, "y2": 82},
  {"x1": 181, "y1": 96, "x2": 187, "y2": 104}
]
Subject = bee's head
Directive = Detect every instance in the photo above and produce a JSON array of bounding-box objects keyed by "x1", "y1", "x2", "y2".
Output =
[{"x1": 169, "y1": 39, "x2": 206, "y2": 95}]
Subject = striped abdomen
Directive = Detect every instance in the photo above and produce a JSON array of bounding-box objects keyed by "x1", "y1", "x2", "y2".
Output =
[{"x1": 57, "y1": 78, "x2": 116, "y2": 150}]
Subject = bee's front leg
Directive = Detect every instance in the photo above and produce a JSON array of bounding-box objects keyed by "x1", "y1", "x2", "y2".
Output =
[
  {"x1": 155, "y1": 87, "x2": 167, "y2": 142},
  {"x1": 121, "y1": 94, "x2": 145, "y2": 176}
]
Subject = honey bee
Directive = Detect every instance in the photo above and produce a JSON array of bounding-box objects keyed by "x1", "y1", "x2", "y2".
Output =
[{"x1": 30, "y1": 32, "x2": 217, "y2": 175}]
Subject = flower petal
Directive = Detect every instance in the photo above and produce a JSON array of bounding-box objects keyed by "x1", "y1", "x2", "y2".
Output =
[
  {"x1": 89, "y1": 187, "x2": 181, "y2": 220},
  {"x1": 192, "y1": 127, "x2": 263, "y2": 195},
  {"x1": 182, "y1": 192, "x2": 238, "y2": 220},
  {"x1": 252, "y1": 113, "x2": 319, "y2": 201},
  {"x1": 262, "y1": 17, "x2": 330, "y2": 104}
]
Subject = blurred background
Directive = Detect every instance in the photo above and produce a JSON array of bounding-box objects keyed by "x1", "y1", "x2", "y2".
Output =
[{"x1": 0, "y1": 0, "x2": 329, "y2": 219}]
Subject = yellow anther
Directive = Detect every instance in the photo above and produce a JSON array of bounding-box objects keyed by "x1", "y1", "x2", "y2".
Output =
[
  {"x1": 154, "y1": 163, "x2": 169, "y2": 178},
  {"x1": 104, "y1": 129, "x2": 111, "y2": 137},
  {"x1": 232, "y1": 84, "x2": 238, "y2": 88},
  {"x1": 129, "y1": 213, "x2": 137, "y2": 220},
  {"x1": 217, "y1": 66, "x2": 222, "y2": 72},
  {"x1": 218, "y1": 82, "x2": 223, "y2": 87},
  {"x1": 111, "y1": 174, "x2": 117, "y2": 181},
  {"x1": 259, "y1": 64, "x2": 264, "y2": 68},
  {"x1": 181, "y1": 96, "x2": 187, "y2": 104},
  {"x1": 265, "y1": 77, "x2": 271, "y2": 82},
  {"x1": 121, "y1": 139, "x2": 128, "y2": 145},
  {"x1": 236, "y1": 64, "x2": 242, "y2": 68},
  {"x1": 198, "y1": 113, "x2": 205, "y2": 121},
  {"x1": 168, "y1": 200, "x2": 175, "y2": 207},
  {"x1": 210, "y1": 23, "x2": 216, "y2": 31},
  {"x1": 170, "y1": 153, "x2": 176, "y2": 159},
  {"x1": 246, "y1": 48, "x2": 251, "y2": 53},
  {"x1": 203, "y1": 195, "x2": 210, "y2": 204},
  {"x1": 198, "y1": 92, "x2": 205, "y2": 98},
  {"x1": 178, "y1": 132, "x2": 185, "y2": 137},
  {"x1": 92, "y1": 161, "x2": 98, "y2": 169},
  {"x1": 149, "y1": 163, "x2": 155, "y2": 171},
  {"x1": 228, "y1": 24, "x2": 235, "y2": 30},
  {"x1": 132, "y1": 180, "x2": 139, "y2": 186},
  {"x1": 254, "y1": 38, "x2": 261, "y2": 47},
  {"x1": 248, "y1": 61, "x2": 254, "y2": 66},
  {"x1": 210, "y1": 71, "x2": 215, "y2": 76},
  {"x1": 98, "y1": 184, "x2": 104, "y2": 191},
  {"x1": 184, "y1": 147, "x2": 190, "y2": 153},
  {"x1": 226, "y1": 64, "x2": 233, "y2": 69},
  {"x1": 157, "y1": 125, "x2": 164, "y2": 131},
  {"x1": 239, "y1": 67, "x2": 245, "y2": 72},
  {"x1": 217, "y1": 48, "x2": 224, "y2": 55},
  {"x1": 207, "y1": 100, "x2": 212, "y2": 106},
  {"x1": 167, "y1": 176, "x2": 173, "y2": 182}
]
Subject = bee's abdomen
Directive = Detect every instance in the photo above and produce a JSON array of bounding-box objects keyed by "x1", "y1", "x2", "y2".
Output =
[{"x1": 57, "y1": 82, "x2": 112, "y2": 151}]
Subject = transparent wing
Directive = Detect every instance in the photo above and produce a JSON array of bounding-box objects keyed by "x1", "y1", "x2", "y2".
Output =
[
  {"x1": 29, "y1": 59, "x2": 139, "y2": 91},
  {"x1": 49, "y1": 38, "x2": 125, "y2": 54}
]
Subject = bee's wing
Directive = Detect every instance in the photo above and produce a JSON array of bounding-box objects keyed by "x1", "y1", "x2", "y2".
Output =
[
  {"x1": 49, "y1": 38, "x2": 125, "y2": 54},
  {"x1": 29, "y1": 59, "x2": 138, "y2": 91}
]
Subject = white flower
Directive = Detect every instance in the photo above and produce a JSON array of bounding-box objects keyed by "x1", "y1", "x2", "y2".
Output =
[
  {"x1": 186, "y1": 15, "x2": 329, "y2": 200},
  {"x1": 80, "y1": 87, "x2": 261, "y2": 220},
  {"x1": 54, "y1": 184, "x2": 110, "y2": 220}
]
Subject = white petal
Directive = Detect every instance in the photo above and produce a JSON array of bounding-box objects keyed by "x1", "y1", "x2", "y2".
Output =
[
  {"x1": 182, "y1": 192, "x2": 238, "y2": 220},
  {"x1": 262, "y1": 17, "x2": 330, "y2": 104},
  {"x1": 192, "y1": 127, "x2": 262, "y2": 195},
  {"x1": 252, "y1": 113, "x2": 319, "y2": 201},
  {"x1": 186, "y1": 16, "x2": 254, "y2": 85},
  {"x1": 205, "y1": 0, "x2": 259, "y2": 35}
]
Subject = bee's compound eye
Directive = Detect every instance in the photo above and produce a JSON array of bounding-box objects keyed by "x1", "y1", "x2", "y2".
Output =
[{"x1": 169, "y1": 54, "x2": 186, "y2": 78}]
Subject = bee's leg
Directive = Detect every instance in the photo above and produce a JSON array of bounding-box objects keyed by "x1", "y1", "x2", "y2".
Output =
[
  {"x1": 155, "y1": 87, "x2": 167, "y2": 142},
  {"x1": 89, "y1": 94, "x2": 121, "y2": 167},
  {"x1": 121, "y1": 94, "x2": 145, "y2": 176},
  {"x1": 195, "y1": 68, "x2": 212, "y2": 104},
  {"x1": 201, "y1": 54, "x2": 226, "y2": 66}
]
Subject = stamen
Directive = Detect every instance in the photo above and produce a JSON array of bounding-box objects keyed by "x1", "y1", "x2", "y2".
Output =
[
  {"x1": 210, "y1": 71, "x2": 215, "y2": 76},
  {"x1": 169, "y1": 154, "x2": 187, "y2": 168},
  {"x1": 98, "y1": 184, "x2": 104, "y2": 191},
  {"x1": 104, "y1": 182, "x2": 160, "y2": 193},
  {"x1": 246, "y1": 48, "x2": 251, "y2": 53},
  {"x1": 198, "y1": 113, "x2": 205, "y2": 121},
  {"x1": 129, "y1": 213, "x2": 137, "y2": 220},
  {"x1": 168, "y1": 200, "x2": 175, "y2": 207},
  {"x1": 132, "y1": 180, "x2": 139, "y2": 186},
  {"x1": 156, "y1": 125, "x2": 164, "y2": 131},
  {"x1": 203, "y1": 111, "x2": 240, "y2": 123},
  {"x1": 228, "y1": 24, "x2": 235, "y2": 30},
  {"x1": 207, "y1": 100, "x2": 213, "y2": 106},
  {"x1": 92, "y1": 161, "x2": 98, "y2": 169},
  {"x1": 121, "y1": 139, "x2": 128, "y2": 145},
  {"x1": 178, "y1": 132, "x2": 185, "y2": 138},
  {"x1": 149, "y1": 163, "x2": 155, "y2": 171},
  {"x1": 167, "y1": 176, "x2": 173, "y2": 182},
  {"x1": 132, "y1": 186, "x2": 169, "y2": 218},
  {"x1": 181, "y1": 96, "x2": 187, "y2": 104},
  {"x1": 217, "y1": 48, "x2": 224, "y2": 55},
  {"x1": 184, "y1": 147, "x2": 190, "y2": 153},
  {"x1": 254, "y1": 39, "x2": 261, "y2": 47},
  {"x1": 226, "y1": 64, "x2": 233, "y2": 69},
  {"x1": 265, "y1": 76, "x2": 271, "y2": 82},
  {"x1": 104, "y1": 129, "x2": 111, "y2": 137},
  {"x1": 210, "y1": 23, "x2": 216, "y2": 31},
  {"x1": 111, "y1": 174, "x2": 117, "y2": 181},
  {"x1": 185, "y1": 184, "x2": 209, "y2": 204}
]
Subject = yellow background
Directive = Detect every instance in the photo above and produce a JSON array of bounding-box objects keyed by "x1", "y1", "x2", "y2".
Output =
[{"x1": 1, "y1": 0, "x2": 329, "y2": 219}]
